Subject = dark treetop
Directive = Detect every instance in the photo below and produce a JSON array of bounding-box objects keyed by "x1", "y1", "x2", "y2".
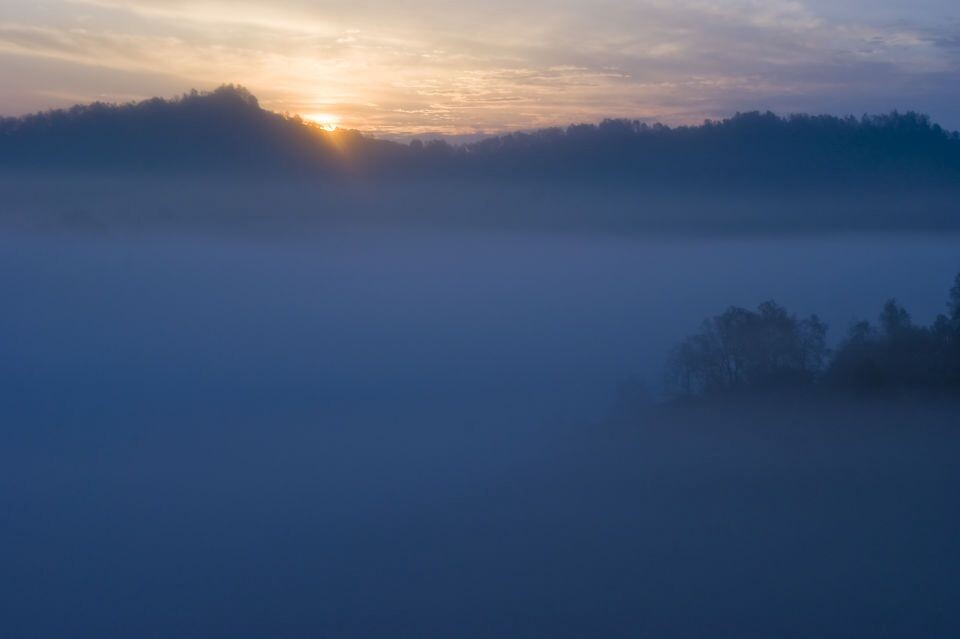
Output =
[
  {"x1": 2, "y1": 85, "x2": 959, "y2": 187},
  {"x1": 668, "y1": 272, "x2": 960, "y2": 398}
]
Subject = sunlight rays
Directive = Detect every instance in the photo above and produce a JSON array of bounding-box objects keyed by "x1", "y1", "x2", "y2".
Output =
[{"x1": 303, "y1": 112, "x2": 341, "y2": 131}]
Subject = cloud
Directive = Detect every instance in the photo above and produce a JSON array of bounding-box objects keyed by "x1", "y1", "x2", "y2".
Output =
[{"x1": 1, "y1": 0, "x2": 958, "y2": 132}]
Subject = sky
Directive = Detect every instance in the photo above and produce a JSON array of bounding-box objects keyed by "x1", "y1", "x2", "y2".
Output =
[{"x1": 1, "y1": 0, "x2": 959, "y2": 135}]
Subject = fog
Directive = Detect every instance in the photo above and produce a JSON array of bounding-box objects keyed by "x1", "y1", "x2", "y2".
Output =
[
  {"x1": 3, "y1": 227, "x2": 959, "y2": 412},
  {"x1": 4, "y1": 176, "x2": 960, "y2": 236},
  {"x1": 2, "y1": 222, "x2": 959, "y2": 637}
]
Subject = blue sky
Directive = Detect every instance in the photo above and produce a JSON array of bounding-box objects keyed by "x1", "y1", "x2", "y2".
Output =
[{"x1": 1, "y1": 0, "x2": 959, "y2": 134}]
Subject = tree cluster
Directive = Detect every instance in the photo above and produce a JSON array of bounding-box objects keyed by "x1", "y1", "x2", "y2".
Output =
[
  {"x1": 668, "y1": 302, "x2": 829, "y2": 395},
  {"x1": 669, "y1": 273, "x2": 960, "y2": 397}
]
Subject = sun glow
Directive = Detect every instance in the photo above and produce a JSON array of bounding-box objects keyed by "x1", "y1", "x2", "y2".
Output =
[{"x1": 303, "y1": 112, "x2": 341, "y2": 131}]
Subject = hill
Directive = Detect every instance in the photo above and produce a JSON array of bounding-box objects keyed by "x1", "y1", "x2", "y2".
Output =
[
  {"x1": 0, "y1": 85, "x2": 395, "y2": 174},
  {"x1": 2, "y1": 85, "x2": 960, "y2": 187}
]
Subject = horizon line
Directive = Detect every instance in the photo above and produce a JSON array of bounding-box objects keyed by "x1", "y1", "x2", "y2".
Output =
[{"x1": 3, "y1": 85, "x2": 957, "y2": 142}]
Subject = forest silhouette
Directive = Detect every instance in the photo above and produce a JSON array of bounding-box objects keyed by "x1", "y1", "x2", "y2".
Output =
[{"x1": 2, "y1": 85, "x2": 960, "y2": 187}]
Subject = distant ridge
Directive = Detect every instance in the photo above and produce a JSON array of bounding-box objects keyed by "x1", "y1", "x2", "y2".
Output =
[
  {"x1": 2, "y1": 85, "x2": 959, "y2": 186},
  {"x1": 0, "y1": 85, "x2": 384, "y2": 174}
]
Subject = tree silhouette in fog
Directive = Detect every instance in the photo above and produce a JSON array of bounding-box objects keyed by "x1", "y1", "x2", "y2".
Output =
[
  {"x1": 668, "y1": 301, "x2": 828, "y2": 395},
  {"x1": 670, "y1": 273, "x2": 960, "y2": 398},
  {"x1": 828, "y1": 289, "x2": 960, "y2": 395},
  {"x1": 950, "y1": 273, "x2": 960, "y2": 328}
]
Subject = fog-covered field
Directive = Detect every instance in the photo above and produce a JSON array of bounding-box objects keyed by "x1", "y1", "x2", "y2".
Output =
[{"x1": 2, "y1": 226, "x2": 959, "y2": 637}]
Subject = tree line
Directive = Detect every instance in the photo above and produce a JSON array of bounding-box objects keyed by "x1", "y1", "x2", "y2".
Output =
[
  {"x1": 3, "y1": 85, "x2": 960, "y2": 187},
  {"x1": 668, "y1": 272, "x2": 960, "y2": 397}
]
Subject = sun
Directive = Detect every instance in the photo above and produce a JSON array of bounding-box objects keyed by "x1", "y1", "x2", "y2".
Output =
[{"x1": 303, "y1": 112, "x2": 341, "y2": 131}]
